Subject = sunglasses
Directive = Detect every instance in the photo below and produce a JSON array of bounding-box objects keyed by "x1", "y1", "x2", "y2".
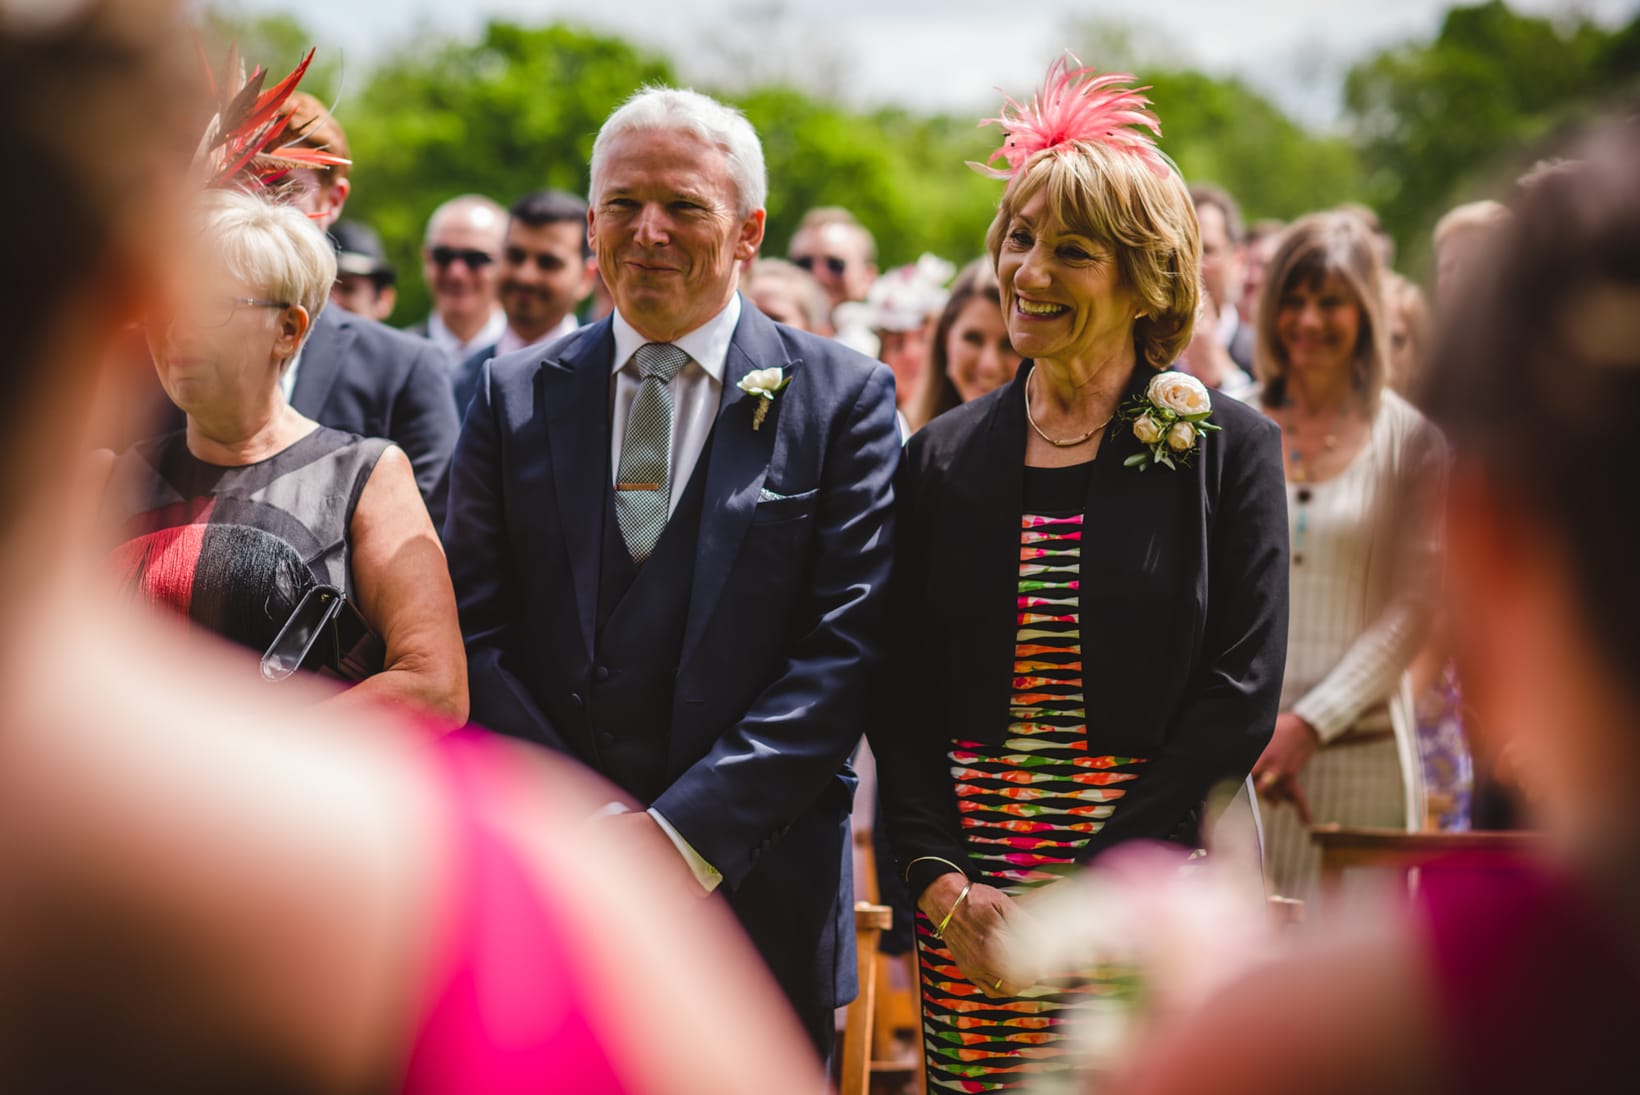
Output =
[
  {"x1": 793, "y1": 254, "x2": 848, "y2": 277},
  {"x1": 428, "y1": 246, "x2": 496, "y2": 269}
]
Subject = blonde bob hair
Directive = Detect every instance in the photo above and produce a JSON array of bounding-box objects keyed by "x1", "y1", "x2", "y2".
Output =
[
  {"x1": 985, "y1": 141, "x2": 1201, "y2": 371},
  {"x1": 195, "y1": 187, "x2": 336, "y2": 369}
]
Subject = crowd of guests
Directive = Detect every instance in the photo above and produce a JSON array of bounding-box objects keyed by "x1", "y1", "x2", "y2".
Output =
[{"x1": 3, "y1": 3, "x2": 1635, "y2": 1091}]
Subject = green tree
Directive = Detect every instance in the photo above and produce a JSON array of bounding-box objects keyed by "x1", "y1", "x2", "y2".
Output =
[
  {"x1": 1344, "y1": 0, "x2": 1640, "y2": 263},
  {"x1": 1065, "y1": 16, "x2": 1369, "y2": 229},
  {"x1": 342, "y1": 23, "x2": 676, "y2": 320},
  {"x1": 199, "y1": 4, "x2": 341, "y2": 103}
]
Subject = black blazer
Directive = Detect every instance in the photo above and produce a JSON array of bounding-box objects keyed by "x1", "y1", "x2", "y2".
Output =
[
  {"x1": 442, "y1": 299, "x2": 901, "y2": 1014},
  {"x1": 290, "y1": 306, "x2": 460, "y2": 529},
  {"x1": 874, "y1": 360, "x2": 1289, "y2": 894}
]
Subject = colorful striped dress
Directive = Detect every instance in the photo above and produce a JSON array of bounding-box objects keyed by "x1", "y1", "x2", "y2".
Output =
[{"x1": 917, "y1": 462, "x2": 1147, "y2": 1092}]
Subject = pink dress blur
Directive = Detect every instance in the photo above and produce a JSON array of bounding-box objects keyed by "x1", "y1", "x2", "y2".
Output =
[{"x1": 400, "y1": 727, "x2": 628, "y2": 1093}]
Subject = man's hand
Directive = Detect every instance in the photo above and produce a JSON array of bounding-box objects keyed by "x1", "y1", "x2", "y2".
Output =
[
  {"x1": 1251, "y1": 713, "x2": 1321, "y2": 823},
  {"x1": 918, "y1": 873, "x2": 1035, "y2": 998}
]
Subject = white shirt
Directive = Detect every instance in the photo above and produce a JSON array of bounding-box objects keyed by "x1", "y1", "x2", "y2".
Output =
[
  {"x1": 609, "y1": 292, "x2": 740, "y2": 513},
  {"x1": 600, "y1": 291, "x2": 744, "y2": 894},
  {"x1": 495, "y1": 311, "x2": 578, "y2": 358},
  {"x1": 1278, "y1": 393, "x2": 1444, "y2": 743},
  {"x1": 279, "y1": 344, "x2": 306, "y2": 403},
  {"x1": 1217, "y1": 301, "x2": 1241, "y2": 348},
  {"x1": 427, "y1": 307, "x2": 508, "y2": 368}
]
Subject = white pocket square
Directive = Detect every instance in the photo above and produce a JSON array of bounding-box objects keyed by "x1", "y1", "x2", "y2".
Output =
[{"x1": 758, "y1": 487, "x2": 817, "y2": 503}]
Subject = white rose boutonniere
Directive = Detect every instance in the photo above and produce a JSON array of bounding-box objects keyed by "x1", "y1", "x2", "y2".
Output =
[
  {"x1": 1117, "y1": 370, "x2": 1220, "y2": 471},
  {"x1": 736, "y1": 366, "x2": 792, "y2": 431}
]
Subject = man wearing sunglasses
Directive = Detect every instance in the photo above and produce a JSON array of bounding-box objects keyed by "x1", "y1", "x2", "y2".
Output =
[
  {"x1": 786, "y1": 206, "x2": 879, "y2": 327},
  {"x1": 451, "y1": 189, "x2": 597, "y2": 417},
  {"x1": 408, "y1": 195, "x2": 508, "y2": 369}
]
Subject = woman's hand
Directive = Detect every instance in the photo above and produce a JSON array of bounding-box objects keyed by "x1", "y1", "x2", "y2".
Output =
[
  {"x1": 918, "y1": 873, "x2": 1033, "y2": 997},
  {"x1": 1251, "y1": 713, "x2": 1320, "y2": 822}
]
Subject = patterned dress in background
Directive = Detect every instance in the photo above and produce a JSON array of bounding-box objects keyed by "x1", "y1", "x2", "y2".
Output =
[{"x1": 917, "y1": 463, "x2": 1147, "y2": 1092}]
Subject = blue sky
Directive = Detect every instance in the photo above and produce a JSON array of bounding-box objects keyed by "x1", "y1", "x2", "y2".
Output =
[{"x1": 222, "y1": 0, "x2": 1639, "y2": 128}]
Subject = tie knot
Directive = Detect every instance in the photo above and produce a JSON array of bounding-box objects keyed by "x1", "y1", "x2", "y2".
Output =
[{"x1": 632, "y1": 342, "x2": 690, "y2": 382}]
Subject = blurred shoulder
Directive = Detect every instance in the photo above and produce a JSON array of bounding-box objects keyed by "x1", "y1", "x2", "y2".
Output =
[{"x1": 773, "y1": 321, "x2": 892, "y2": 393}]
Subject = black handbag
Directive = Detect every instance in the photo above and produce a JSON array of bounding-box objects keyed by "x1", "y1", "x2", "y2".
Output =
[{"x1": 260, "y1": 584, "x2": 386, "y2": 683}]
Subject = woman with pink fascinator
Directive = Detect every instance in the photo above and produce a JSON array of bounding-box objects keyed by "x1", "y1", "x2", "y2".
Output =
[{"x1": 870, "y1": 55, "x2": 1289, "y2": 1087}]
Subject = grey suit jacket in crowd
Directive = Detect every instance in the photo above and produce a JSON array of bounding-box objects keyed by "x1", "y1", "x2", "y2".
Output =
[{"x1": 290, "y1": 306, "x2": 460, "y2": 529}]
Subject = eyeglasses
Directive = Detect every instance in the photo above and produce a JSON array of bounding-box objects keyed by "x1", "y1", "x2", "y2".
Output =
[
  {"x1": 793, "y1": 254, "x2": 847, "y2": 277},
  {"x1": 145, "y1": 296, "x2": 290, "y2": 331},
  {"x1": 428, "y1": 246, "x2": 496, "y2": 269}
]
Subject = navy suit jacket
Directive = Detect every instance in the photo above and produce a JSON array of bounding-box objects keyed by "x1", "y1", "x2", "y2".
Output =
[
  {"x1": 442, "y1": 298, "x2": 900, "y2": 1012},
  {"x1": 292, "y1": 306, "x2": 461, "y2": 528}
]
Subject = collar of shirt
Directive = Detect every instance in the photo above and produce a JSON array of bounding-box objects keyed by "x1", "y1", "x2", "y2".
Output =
[
  {"x1": 279, "y1": 343, "x2": 306, "y2": 403},
  {"x1": 496, "y1": 311, "x2": 579, "y2": 358},
  {"x1": 610, "y1": 292, "x2": 741, "y2": 384},
  {"x1": 428, "y1": 307, "x2": 509, "y2": 363}
]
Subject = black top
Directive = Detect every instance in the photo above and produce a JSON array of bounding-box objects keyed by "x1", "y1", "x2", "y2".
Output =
[
  {"x1": 872, "y1": 360, "x2": 1291, "y2": 896},
  {"x1": 1022, "y1": 459, "x2": 1096, "y2": 515},
  {"x1": 104, "y1": 425, "x2": 389, "y2": 598}
]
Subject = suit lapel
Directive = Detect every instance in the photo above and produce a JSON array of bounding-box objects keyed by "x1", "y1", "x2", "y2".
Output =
[
  {"x1": 681, "y1": 304, "x2": 799, "y2": 659},
  {"x1": 541, "y1": 319, "x2": 616, "y2": 661},
  {"x1": 289, "y1": 306, "x2": 350, "y2": 418}
]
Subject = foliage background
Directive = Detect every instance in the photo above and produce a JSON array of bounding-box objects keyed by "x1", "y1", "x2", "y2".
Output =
[{"x1": 203, "y1": 2, "x2": 1639, "y2": 323}]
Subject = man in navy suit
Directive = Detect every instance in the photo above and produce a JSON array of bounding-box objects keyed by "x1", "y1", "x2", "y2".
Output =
[{"x1": 442, "y1": 87, "x2": 899, "y2": 1059}]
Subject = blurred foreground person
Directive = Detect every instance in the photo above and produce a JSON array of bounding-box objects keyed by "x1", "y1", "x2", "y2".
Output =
[
  {"x1": 1122, "y1": 117, "x2": 1640, "y2": 1095},
  {"x1": 0, "y1": 6, "x2": 820, "y2": 1092}
]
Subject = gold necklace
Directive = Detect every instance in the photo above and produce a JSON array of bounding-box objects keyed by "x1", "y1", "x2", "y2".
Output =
[
  {"x1": 1025, "y1": 369, "x2": 1113, "y2": 448},
  {"x1": 1281, "y1": 403, "x2": 1343, "y2": 484}
]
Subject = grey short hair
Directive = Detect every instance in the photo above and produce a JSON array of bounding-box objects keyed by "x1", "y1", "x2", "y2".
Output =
[
  {"x1": 196, "y1": 188, "x2": 335, "y2": 365},
  {"x1": 589, "y1": 86, "x2": 768, "y2": 218}
]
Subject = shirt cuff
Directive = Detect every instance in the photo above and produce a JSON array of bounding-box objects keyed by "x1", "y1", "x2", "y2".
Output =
[{"x1": 648, "y1": 807, "x2": 724, "y2": 893}]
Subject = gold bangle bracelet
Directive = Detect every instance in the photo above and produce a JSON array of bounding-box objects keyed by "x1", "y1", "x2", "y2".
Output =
[
  {"x1": 905, "y1": 855, "x2": 969, "y2": 885},
  {"x1": 933, "y1": 882, "x2": 972, "y2": 940}
]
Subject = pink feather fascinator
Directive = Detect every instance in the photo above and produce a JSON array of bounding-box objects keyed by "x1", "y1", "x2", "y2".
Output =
[
  {"x1": 972, "y1": 53, "x2": 1170, "y2": 181},
  {"x1": 193, "y1": 44, "x2": 351, "y2": 193}
]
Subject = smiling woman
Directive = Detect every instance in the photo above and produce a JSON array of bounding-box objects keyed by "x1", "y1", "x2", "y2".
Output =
[
  {"x1": 1247, "y1": 211, "x2": 1446, "y2": 899},
  {"x1": 872, "y1": 56, "x2": 1289, "y2": 1091}
]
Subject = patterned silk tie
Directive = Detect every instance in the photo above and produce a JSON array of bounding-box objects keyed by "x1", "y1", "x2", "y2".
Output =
[{"x1": 615, "y1": 341, "x2": 691, "y2": 563}]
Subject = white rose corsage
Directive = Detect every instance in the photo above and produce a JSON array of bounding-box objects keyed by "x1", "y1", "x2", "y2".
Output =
[
  {"x1": 736, "y1": 366, "x2": 792, "y2": 431},
  {"x1": 1118, "y1": 371, "x2": 1220, "y2": 471}
]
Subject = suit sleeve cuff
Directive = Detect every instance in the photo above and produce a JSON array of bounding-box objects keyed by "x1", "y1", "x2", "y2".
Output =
[{"x1": 648, "y1": 807, "x2": 724, "y2": 893}]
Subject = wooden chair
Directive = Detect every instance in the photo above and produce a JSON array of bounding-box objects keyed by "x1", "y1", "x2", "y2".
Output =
[
  {"x1": 840, "y1": 903, "x2": 894, "y2": 1095},
  {"x1": 1309, "y1": 824, "x2": 1542, "y2": 913},
  {"x1": 844, "y1": 822, "x2": 926, "y2": 1095}
]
